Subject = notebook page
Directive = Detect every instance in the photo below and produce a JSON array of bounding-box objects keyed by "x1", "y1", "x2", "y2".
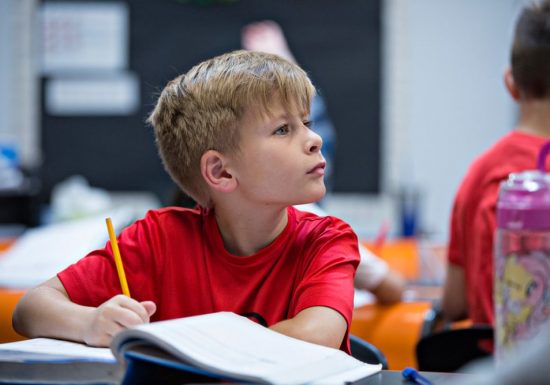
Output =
[{"x1": 0, "y1": 338, "x2": 115, "y2": 363}]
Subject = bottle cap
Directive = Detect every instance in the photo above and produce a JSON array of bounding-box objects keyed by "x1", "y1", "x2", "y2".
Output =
[{"x1": 497, "y1": 140, "x2": 550, "y2": 230}]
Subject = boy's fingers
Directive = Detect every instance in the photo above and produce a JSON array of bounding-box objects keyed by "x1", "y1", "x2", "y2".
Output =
[
  {"x1": 113, "y1": 295, "x2": 153, "y2": 323},
  {"x1": 114, "y1": 306, "x2": 147, "y2": 329},
  {"x1": 141, "y1": 301, "x2": 157, "y2": 317}
]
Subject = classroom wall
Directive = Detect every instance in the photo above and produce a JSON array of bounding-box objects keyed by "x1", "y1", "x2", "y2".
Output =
[
  {"x1": 0, "y1": 0, "x2": 533, "y2": 244},
  {"x1": 0, "y1": 0, "x2": 39, "y2": 168},
  {"x1": 37, "y1": 0, "x2": 381, "y2": 202},
  {"x1": 324, "y1": 0, "x2": 526, "y2": 241},
  {"x1": 380, "y1": 0, "x2": 526, "y2": 241}
]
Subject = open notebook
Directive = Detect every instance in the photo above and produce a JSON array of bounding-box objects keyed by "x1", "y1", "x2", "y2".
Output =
[{"x1": 0, "y1": 312, "x2": 381, "y2": 385}]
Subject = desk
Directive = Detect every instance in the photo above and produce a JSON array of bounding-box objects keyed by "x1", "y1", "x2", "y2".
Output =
[
  {"x1": 354, "y1": 370, "x2": 469, "y2": 384},
  {"x1": 0, "y1": 291, "x2": 437, "y2": 370}
]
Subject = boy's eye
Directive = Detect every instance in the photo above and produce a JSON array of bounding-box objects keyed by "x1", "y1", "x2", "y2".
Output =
[
  {"x1": 303, "y1": 120, "x2": 313, "y2": 129},
  {"x1": 273, "y1": 125, "x2": 290, "y2": 135}
]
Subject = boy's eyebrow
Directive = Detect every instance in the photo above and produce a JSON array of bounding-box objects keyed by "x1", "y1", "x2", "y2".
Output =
[
  {"x1": 259, "y1": 103, "x2": 309, "y2": 122},
  {"x1": 269, "y1": 113, "x2": 309, "y2": 125}
]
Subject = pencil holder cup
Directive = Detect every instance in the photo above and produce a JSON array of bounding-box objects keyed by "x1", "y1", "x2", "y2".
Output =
[{"x1": 494, "y1": 141, "x2": 550, "y2": 362}]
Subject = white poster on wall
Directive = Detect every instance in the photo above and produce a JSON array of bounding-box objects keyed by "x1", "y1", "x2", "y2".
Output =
[
  {"x1": 41, "y1": 2, "x2": 128, "y2": 74},
  {"x1": 45, "y1": 73, "x2": 139, "y2": 116}
]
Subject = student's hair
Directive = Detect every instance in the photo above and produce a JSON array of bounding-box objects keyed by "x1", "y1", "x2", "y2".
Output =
[
  {"x1": 511, "y1": 0, "x2": 550, "y2": 99},
  {"x1": 148, "y1": 50, "x2": 315, "y2": 207}
]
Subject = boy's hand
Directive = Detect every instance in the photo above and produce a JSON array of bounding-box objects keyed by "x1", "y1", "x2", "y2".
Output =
[{"x1": 82, "y1": 295, "x2": 156, "y2": 347}]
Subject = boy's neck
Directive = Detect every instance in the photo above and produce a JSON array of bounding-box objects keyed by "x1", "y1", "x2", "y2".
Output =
[
  {"x1": 517, "y1": 98, "x2": 550, "y2": 137},
  {"x1": 213, "y1": 204, "x2": 289, "y2": 256}
]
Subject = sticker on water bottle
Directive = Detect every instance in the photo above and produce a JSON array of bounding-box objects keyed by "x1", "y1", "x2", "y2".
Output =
[{"x1": 495, "y1": 249, "x2": 550, "y2": 353}]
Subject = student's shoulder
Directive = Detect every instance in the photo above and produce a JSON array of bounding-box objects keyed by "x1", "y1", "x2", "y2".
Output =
[
  {"x1": 143, "y1": 205, "x2": 201, "y2": 217},
  {"x1": 124, "y1": 206, "x2": 207, "y2": 243},
  {"x1": 290, "y1": 207, "x2": 359, "y2": 263},
  {"x1": 291, "y1": 205, "x2": 354, "y2": 235},
  {"x1": 465, "y1": 131, "x2": 544, "y2": 184},
  {"x1": 468, "y1": 132, "x2": 516, "y2": 170},
  {"x1": 137, "y1": 205, "x2": 205, "y2": 227}
]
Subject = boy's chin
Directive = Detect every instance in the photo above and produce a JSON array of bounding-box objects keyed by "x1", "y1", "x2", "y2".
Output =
[
  {"x1": 314, "y1": 185, "x2": 327, "y2": 200},
  {"x1": 295, "y1": 190, "x2": 326, "y2": 205}
]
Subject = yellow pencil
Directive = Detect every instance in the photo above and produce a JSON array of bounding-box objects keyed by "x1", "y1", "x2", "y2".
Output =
[{"x1": 105, "y1": 217, "x2": 131, "y2": 297}]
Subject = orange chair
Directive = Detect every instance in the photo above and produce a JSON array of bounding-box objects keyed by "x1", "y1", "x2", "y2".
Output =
[
  {"x1": 0, "y1": 238, "x2": 26, "y2": 343},
  {"x1": 362, "y1": 238, "x2": 419, "y2": 280},
  {"x1": 0, "y1": 288, "x2": 26, "y2": 343},
  {"x1": 351, "y1": 301, "x2": 432, "y2": 370}
]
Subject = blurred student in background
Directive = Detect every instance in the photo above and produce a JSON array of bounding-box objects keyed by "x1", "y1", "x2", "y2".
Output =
[
  {"x1": 442, "y1": 0, "x2": 550, "y2": 324},
  {"x1": 242, "y1": 20, "x2": 404, "y2": 304}
]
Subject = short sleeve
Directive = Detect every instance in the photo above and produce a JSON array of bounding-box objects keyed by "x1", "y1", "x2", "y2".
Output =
[
  {"x1": 58, "y1": 245, "x2": 121, "y2": 307},
  {"x1": 291, "y1": 218, "x2": 360, "y2": 328},
  {"x1": 58, "y1": 212, "x2": 158, "y2": 306}
]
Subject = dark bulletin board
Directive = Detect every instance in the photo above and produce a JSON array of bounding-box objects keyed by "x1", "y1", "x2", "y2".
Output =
[{"x1": 40, "y1": 0, "x2": 381, "y2": 204}]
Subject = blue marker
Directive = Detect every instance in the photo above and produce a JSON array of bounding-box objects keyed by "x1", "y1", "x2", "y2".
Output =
[{"x1": 402, "y1": 367, "x2": 435, "y2": 385}]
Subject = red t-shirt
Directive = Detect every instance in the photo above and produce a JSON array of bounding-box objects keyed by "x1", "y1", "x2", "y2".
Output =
[
  {"x1": 58, "y1": 206, "x2": 360, "y2": 353},
  {"x1": 448, "y1": 131, "x2": 550, "y2": 325}
]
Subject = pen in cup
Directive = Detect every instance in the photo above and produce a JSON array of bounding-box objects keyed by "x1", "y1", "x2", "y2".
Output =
[{"x1": 372, "y1": 220, "x2": 390, "y2": 254}]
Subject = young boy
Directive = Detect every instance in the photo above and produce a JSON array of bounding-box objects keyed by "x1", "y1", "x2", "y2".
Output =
[
  {"x1": 12, "y1": 50, "x2": 360, "y2": 353},
  {"x1": 442, "y1": 0, "x2": 550, "y2": 326}
]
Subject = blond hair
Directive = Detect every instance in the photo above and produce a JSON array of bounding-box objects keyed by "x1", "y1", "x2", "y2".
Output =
[{"x1": 148, "y1": 50, "x2": 315, "y2": 207}]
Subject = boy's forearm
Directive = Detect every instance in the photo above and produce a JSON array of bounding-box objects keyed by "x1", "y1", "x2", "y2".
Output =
[
  {"x1": 269, "y1": 306, "x2": 346, "y2": 349},
  {"x1": 13, "y1": 284, "x2": 93, "y2": 343}
]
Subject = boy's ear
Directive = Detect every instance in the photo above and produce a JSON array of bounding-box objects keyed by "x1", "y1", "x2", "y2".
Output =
[
  {"x1": 504, "y1": 67, "x2": 521, "y2": 101},
  {"x1": 200, "y1": 150, "x2": 237, "y2": 193}
]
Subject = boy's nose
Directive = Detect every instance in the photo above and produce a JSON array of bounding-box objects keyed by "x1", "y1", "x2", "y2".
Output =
[{"x1": 307, "y1": 129, "x2": 323, "y2": 154}]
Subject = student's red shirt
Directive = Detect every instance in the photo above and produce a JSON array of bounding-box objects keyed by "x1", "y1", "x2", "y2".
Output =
[
  {"x1": 448, "y1": 130, "x2": 550, "y2": 325},
  {"x1": 58, "y1": 206, "x2": 359, "y2": 353}
]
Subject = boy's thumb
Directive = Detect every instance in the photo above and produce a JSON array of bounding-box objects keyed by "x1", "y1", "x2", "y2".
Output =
[{"x1": 141, "y1": 301, "x2": 157, "y2": 317}]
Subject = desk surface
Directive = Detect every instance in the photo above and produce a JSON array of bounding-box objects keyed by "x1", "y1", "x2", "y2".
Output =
[{"x1": 356, "y1": 370, "x2": 467, "y2": 384}]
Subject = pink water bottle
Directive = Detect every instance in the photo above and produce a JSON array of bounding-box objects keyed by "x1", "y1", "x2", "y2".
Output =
[{"x1": 495, "y1": 141, "x2": 550, "y2": 360}]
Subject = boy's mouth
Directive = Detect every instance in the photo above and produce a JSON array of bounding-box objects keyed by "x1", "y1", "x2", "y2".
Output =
[{"x1": 307, "y1": 162, "x2": 326, "y2": 175}]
